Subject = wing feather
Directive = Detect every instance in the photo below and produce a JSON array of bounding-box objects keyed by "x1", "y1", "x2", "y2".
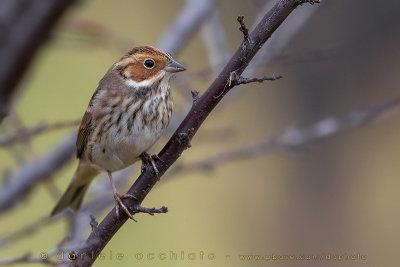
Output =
[
  {"x1": 76, "y1": 87, "x2": 102, "y2": 158},
  {"x1": 76, "y1": 110, "x2": 92, "y2": 158}
]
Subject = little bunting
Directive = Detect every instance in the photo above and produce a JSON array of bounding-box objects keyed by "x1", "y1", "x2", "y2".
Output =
[{"x1": 51, "y1": 46, "x2": 186, "y2": 219}]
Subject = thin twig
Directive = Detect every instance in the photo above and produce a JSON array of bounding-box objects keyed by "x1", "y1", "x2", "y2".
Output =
[
  {"x1": 237, "y1": 15, "x2": 250, "y2": 44},
  {"x1": 229, "y1": 71, "x2": 283, "y2": 86},
  {"x1": 89, "y1": 215, "x2": 98, "y2": 231},
  {"x1": 298, "y1": 0, "x2": 320, "y2": 5},
  {"x1": 0, "y1": 119, "x2": 79, "y2": 147},
  {"x1": 0, "y1": 253, "x2": 58, "y2": 266},
  {"x1": 0, "y1": 234, "x2": 72, "y2": 266},
  {"x1": 0, "y1": 216, "x2": 53, "y2": 248},
  {"x1": 191, "y1": 90, "x2": 200, "y2": 106},
  {"x1": 134, "y1": 206, "x2": 168, "y2": 216}
]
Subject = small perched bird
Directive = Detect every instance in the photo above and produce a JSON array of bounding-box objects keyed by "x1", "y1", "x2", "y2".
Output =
[{"x1": 51, "y1": 46, "x2": 186, "y2": 219}]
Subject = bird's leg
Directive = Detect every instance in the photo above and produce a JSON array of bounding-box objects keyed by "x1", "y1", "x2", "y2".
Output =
[
  {"x1": 107, "y1": 171, "x2": 138, "y2": 222},
  {"x1": 139, "y1": 152, "x2": 159, "y2": 178}
]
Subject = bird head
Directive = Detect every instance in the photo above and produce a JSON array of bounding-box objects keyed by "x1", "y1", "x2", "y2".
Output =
[{"x1": 114, "y1": 46, "x2": 186, "y2": 88}]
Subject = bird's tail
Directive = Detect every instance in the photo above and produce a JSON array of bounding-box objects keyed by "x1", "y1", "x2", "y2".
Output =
[{"x1": 50, "y1": 163, "x2": 98, "y2": 216}]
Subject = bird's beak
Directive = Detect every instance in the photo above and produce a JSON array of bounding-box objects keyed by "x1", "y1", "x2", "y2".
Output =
[{"x1": 164, "y1": 60, "x2": 186, "y2": 73}]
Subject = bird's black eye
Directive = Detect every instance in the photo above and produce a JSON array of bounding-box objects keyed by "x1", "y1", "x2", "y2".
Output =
[{"x1": 144, "y1": 59, "x2": 155, "y2": 69}]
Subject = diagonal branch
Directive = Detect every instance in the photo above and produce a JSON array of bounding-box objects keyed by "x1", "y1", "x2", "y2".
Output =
[
  {"x1": 2, "y1": 96, "x2": 398, "y2": 252},
  {"x1": 73, "y1": 1, "x2": 319, "y2": 266}
]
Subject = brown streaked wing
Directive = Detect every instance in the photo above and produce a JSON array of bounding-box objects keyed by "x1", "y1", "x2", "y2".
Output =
[
  {"x1": 76, "y1": 109, "x2": 92, "y2": 158},
  {"x1": 76, "y1": 87, "x2": 102, "y2": 158}
]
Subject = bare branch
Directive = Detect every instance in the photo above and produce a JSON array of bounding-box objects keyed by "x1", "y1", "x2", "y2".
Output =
[
  {"x1": 191, "y1": 90, "x2": 200, "y2": 106},
  {"x1": 298, "y1": 0, "x2": 320, "y2": 5},
  {"x1": 0, "y1": 0, "x2": 219, "y2": 251},
  {"x1": 0, "y1": 0, "x2": 78, "y2": 122},
  {"x1": 244, "y1": 0, "x2": 322, "y2": 76},
  {"x1": 0, "y1": 234, "x2": 72, "y2": 266},
  {"x1": 237, "y1": 15, "x2": 250, "y2": 44},
  {"x1": 89, "y1": 215, "x2": 98, "y2": 231},
  {"x1": 0, "y1": 133, "x2": 76, "y2": 213},
  {"x1": 0, "y1": 119, "x2": 79, "y2": 147},
  {"x1": 74, "y1": 1, "x2": 319, "y2": 266},
  {"x1": 157, "y1": 0, "x2": 217, "y2": 56},
  {"x1": 0, "y1": 0, "x2": 215, "y2": 215},
  {"x1": 0, "y1": 169, "x2": 135, "y2": 250},
  {"x1": 236, "y1": 75, "x2": 283, "y2": 84},
  {"x1": 200, "y1": 9, "x2": 230, "y2": 74},
  {"x1": 0, "y1": 253, "x2": 57, "y2": 266},
  {"x1": 170, "y1": 96, "x2": 400, "y2": 174},
  {"x1": 135, "y1": 206, "x2": 168, "y2": 216},
  {"x1": 3, "y1": 95, "x2": 397, "y2": 257},
  {"x1": 229, "y1": 71, "x2": 283, "y2": 86},
  {"x1": 277, "y1": 97, "x2": 400, "y2": 146},
  {"x1": 0, "y1": 216, "x2": 53, "y2": 248}
]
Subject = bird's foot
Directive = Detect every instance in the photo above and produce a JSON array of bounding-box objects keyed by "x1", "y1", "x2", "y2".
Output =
[
  {"x1": 113, "y1": 192, "x2": 138, "y2": 222},
  {"x1": 139, "y1": 152, "x2": 160, "y2": 178}
]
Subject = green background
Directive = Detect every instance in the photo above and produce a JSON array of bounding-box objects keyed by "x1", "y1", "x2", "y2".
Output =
[{"x1": 1, "y1": 0, "x2": 400, "y2": 266}]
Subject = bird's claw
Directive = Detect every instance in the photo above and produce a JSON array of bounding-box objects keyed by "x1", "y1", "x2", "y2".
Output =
[
  {"x1": 113, "y1": 192, "x2": 137, "y2": 222},
  {"x1": 140, "y1": 152, "x2": 160, "y2": 178}
]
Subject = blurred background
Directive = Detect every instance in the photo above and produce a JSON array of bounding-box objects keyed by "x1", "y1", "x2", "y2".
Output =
[{"x1": 1, "y1": 0, "x2": 400, "y2": 266}]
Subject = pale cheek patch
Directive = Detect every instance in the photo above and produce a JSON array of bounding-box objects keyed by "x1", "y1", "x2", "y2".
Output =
[
  {"x1": 125, "y1": 72, "x2": 165, "y2": 89},
  {"x1": 125, "y1": 78, "x2": 152, "y2": 88}
]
